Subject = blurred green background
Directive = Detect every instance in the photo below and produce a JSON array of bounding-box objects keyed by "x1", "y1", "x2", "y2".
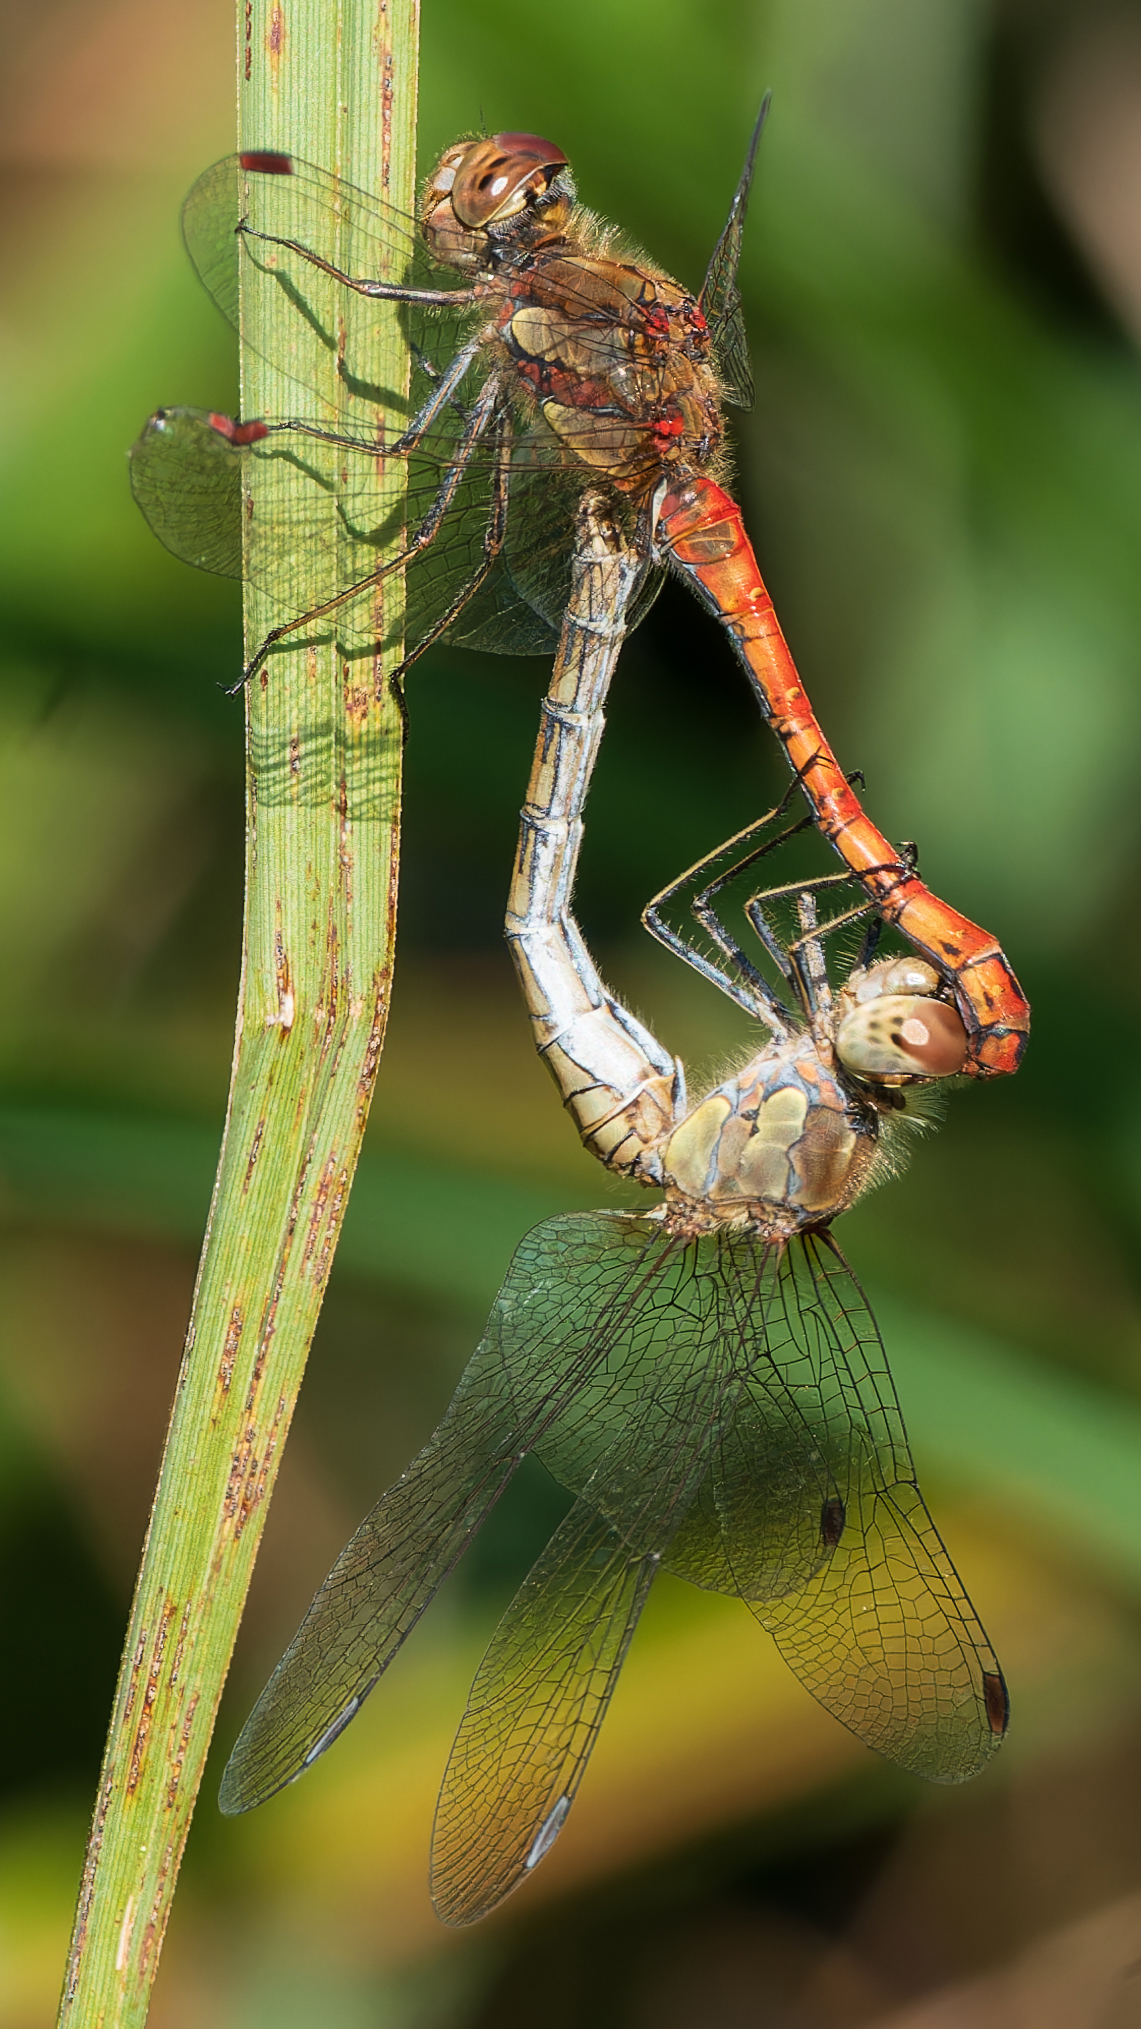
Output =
[{"x1": 5, "y1": 0, "x2": 1141, "y2": 2021}]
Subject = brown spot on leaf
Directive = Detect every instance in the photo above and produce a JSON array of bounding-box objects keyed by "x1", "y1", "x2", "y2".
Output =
[
  {"x1": 382, "y1": 50, "x2": 394, "y2": 168},
  {"x1": 165, "y1": 1691, "x2": 201, "y2": 1810},
  {"x1": 309, "y1": 1162, "x2": 350, "y2": 1291},
  {"x1": 139, "y1": 1848, "x2": 174, "y2": 1980},
  {"x1": 343, "y1": 680, "x2": 371, "y2": 724},
  {"x1": 242, "y1": 1123, "x2": 265, "y2": 1195},
  {"x1": 217, "y1": 1305, "x2": 244, "y2": 1403},
  {"x1": 357, "y1": 986, "x2": 390, "y2": 1113},
  {"x1": 122, "y1": 1631, "x2": 147, "y2": 1727},
  {"x1": 302, "y1": 1152, "x2": 338, "y2": 1276},
  {"x1": 127, "y1": 1599, "x2": 176, "y2": 1794}
]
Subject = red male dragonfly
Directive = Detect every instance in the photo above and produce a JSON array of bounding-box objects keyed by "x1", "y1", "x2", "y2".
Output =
[{"x1": 130, "y1": 106, "x2": 1029, "y2": 1077}]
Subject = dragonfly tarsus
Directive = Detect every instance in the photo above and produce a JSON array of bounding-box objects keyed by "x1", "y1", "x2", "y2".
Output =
[{"x1": 388, "y1": 410, "x2": 515, "y2": 686}]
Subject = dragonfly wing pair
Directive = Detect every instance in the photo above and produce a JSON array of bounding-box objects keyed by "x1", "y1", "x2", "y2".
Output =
[
  {"x1": 129, "y1": 403, "x2": 601, "y2": 661},
  {"x1": 218, "y1": 1212, "x2": 673, "y2": 1816},
  {"x1": 221, "y1": 1212, "x2": 1005, "y2": 1922}
]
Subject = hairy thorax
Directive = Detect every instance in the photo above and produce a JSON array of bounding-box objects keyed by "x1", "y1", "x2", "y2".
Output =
[
  {"x1": 659, "y1": 1030, "x2": 880, "y2": 1243},
  {"x1": 492, "y1": 235, "x2": 725, "y2": 492}
]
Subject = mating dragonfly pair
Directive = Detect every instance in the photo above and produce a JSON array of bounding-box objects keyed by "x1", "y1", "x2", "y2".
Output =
[{"x1": 132, "y1": 111, "x2": 1022, "y2": 1926}]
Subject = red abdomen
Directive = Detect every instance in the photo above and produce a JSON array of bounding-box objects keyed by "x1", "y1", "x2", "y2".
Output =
[{"x1": 656, "y1": 476, "x2": 1029, "y2": 1078}]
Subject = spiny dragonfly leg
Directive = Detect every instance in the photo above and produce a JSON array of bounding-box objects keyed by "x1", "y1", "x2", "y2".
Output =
[
  {"x1": 747, "y1": 838, "x2": 921, "y2": 1017},
  {"x1": 238, "y1": 221, "x2": 479, "y2": 308},
  {"x1": 390, "y1": 413, "x2": 514, "y2": 688},
  {"x1": 788, "y1": 891, "x2": 837, "y2": 1022},
  {"x1": 235, "y1": 332, "x2": 484, "y2": 472},
  {"x1": 643, "y1": 807, "x2": 806, "y2": 1026},
  {"x1": 243, "y1": 334, "x2": 483, "y2": 468},
  {"x1": 642, "y1": 773, "x2": 866, "y2": 1026},
  {"x1": 752, "y1": 882, "x2": 867, "y2": 1023},
  {"x1": 506, "y1": 494, "x2": 685, "y2": 1182},
  {"x1": 227, "y1": 371, "x2": 505, "y2": 693},
  {"x1": 388, "y1": 332, "x2": 486, "y2": 455}
]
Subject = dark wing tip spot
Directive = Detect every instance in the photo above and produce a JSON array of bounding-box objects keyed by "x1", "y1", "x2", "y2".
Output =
[
  {"x1": 240, "y1": 150, "x2": 294, "y2": 175},
  {"x1": 983, "y1": 1669, "x2": 1009, "y2": 1736}
]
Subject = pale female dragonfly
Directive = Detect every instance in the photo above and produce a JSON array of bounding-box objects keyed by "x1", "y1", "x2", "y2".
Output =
[{"x1": 218, "y1": 491, "x2": 1007, "y2": 1926}]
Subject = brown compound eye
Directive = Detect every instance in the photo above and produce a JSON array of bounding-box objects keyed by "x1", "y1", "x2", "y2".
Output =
[
  {"x1": 449, "y1": 133, "x2": 568, "y2": 227},
  {"x1": 835, "y1": 994, "x2": 968, "y2": 1080}
]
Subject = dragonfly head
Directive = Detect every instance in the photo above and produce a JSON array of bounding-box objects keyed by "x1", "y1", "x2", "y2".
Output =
[
  {"x1": 834, "y1": 957, "x2": 968, "y2": 1084},
  {"x1": 421, "y1": 132, "x2": 574, "y2": 273}
]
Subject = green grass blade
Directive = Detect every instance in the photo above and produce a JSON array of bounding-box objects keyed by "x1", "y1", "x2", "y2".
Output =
[{"x1": 55, "y1": 4, "x2": 419, "y2": 2020}]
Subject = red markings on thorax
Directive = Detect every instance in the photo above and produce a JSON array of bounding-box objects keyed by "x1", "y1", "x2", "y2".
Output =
[{"x1": 651, "y1": 412, "x2": 686, "y2": 448}]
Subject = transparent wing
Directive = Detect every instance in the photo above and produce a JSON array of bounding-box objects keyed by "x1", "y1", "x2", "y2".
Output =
[
  {"x1": 524, "y1": 1223, "x2": 1006, "y2": 1785},
  {"x1": 181, "y1": 153, "x2": 478, "y2": 406},
  {"x1": 219, "y1": 1213, "x2": 678, "y2": 1814},
  {"x1": 526, "y1": 1229, "x2": 840, "y2": 1601},
  {"x1": 430, "y1": 1305, "x2": 736, "y2": 1926},
  {"x1": 665, "y1": 1233, "x2": 843, "y2": 1599},
  {"x1": 183, "y1": 153, "x2": 418, "y2": 322},
  {"x1": 129, "y1": 409, "x2": 248, "y2": 578},
  {"x1": 127, "y1": 405, "x2": 661, "y2": 661},
  {"x1": 699, "y1": 93, "x2": 770, "y2": 411},
  {"x1": 742, "y1": 1232, "x2": 1008, "y2": 1782},
  {"x1": 431, "y1": 1505, "x2": 657, "y2": 1928}
]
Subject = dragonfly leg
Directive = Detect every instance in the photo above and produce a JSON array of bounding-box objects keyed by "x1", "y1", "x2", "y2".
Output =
[
  {"x1": 267, "y1": 331, "x2": 487, "y2": 458},
  {"x1": 228, "y1": 372, "x2": 506, "y2": 693},
  {"x1": 641, "y1": 760, "x2": 868, "y2": 1005},
  {"x1": 746, "y1": 839, "x2": 919, "y2": 1020},
  {"x1": 238, "y1": 222, "x2": 478, "y2": 307},
  {"x1": 389, "y1": 413, "x2": 514, "y2": 686},
  {"x1": 506, "y1": 495, "x2": 685, "y2": 1184},
  {"x1": 643, "y1": 795, "x2": 820, "y2": 1024},
  {"x1": 644, "y1": 770, "x2": 921, "y2": 1027},
  {"x1": 642, "y1": 768, "x2": 872, "y2": 1027},
  {"x1": 251, "y1": 389, "x2": 481, "y2": 485},
  {"x1": 389, "y1": 333, "x2": 487, "y2": 454}
]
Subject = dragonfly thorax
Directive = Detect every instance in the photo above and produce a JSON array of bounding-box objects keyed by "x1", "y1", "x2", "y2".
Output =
[
  {"x1": 497, "y1": 256, "x2": 724, "y2": 494},
  {"x1": 660, "y1": 1030, "x2": 879, "y2": 1241}
]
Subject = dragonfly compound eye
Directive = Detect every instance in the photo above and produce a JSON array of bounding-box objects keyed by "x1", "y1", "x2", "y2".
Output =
[
  {"x1": 835, "y1": 995, "x2": 968, "y2": 1081},
  {"x1": 449, "y1": 133, "x2": 569, "y2": 227},
  {"x1": 851, "y1": 956, "x2": 942, "y2": 1004}
]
